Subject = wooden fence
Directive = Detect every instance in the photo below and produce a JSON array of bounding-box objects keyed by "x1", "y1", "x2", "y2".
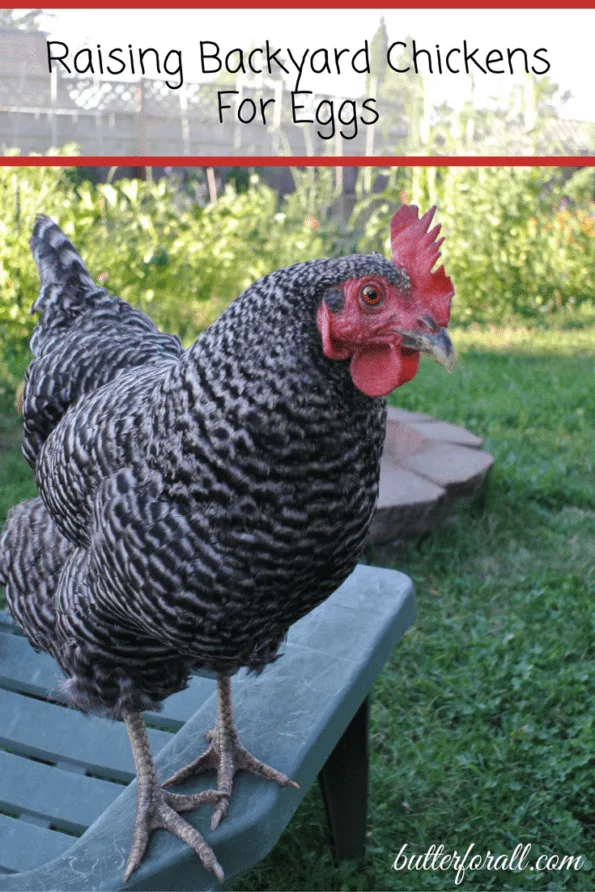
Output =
[{"x1": 0, "y1": 71, "x2": 408, "y2": 157}]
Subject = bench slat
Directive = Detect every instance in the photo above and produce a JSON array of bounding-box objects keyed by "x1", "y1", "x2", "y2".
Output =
[
  {"x1": 0, "y1": 633, "x2": 62, "y2": 696},
  {"x1": 0, "y1": 619, "x2": 216, "y2": 730},
  {"x1": 0, "y1": 815, "x2": 74, "y2": 873},
  {"x1": 0, "y1": 750, "x2": 122, "y2": 833},
  {"x1": 0, "y1": 689, "x2": 171, "y2": 782},
  {"x1": 0, "y1": 613, "x2": 20, "y2": 633}
]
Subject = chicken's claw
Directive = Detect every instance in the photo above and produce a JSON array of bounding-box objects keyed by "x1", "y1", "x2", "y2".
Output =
[
  {"x1": 124, "y1": 785, "x2": 225, "y2": 883},
  {"x1": 164, "y1": 675, "x2": 299, "y2": 832}
]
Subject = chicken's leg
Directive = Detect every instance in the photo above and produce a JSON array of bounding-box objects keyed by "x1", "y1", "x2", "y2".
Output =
[
  {"x1": 163, "y1": 675, "x2": 299, "y2": 830},
  {"x1": 123, "y1": 710, "x2": 225, "y2": 882}
]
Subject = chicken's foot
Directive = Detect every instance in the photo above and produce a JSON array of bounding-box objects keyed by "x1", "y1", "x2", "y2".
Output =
[
  {"x1": 123, "y1": 710, "x2": 225, "y2": 883},
  {"x1": 163, "y1": 675, "x2": 299, "y2": 830}
]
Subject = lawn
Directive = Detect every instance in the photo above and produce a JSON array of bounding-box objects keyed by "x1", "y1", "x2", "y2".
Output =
[{"x1": 1, "y1": 320, "x2": 594, "y2": 890}]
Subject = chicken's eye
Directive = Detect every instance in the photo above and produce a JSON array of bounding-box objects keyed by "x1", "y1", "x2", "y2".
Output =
[{"x1": 360, "y1": 283, "x2": 384, "y2": 307}]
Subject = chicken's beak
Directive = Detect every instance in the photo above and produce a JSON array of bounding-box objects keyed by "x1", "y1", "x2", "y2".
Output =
[{"x1": 395, "y1": 326, "x2": 455, "y2": 373}]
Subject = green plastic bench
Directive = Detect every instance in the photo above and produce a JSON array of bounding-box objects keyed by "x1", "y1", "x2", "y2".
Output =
[{"x1": 0, "y1": 564, "x2": 415, "y2": 891}]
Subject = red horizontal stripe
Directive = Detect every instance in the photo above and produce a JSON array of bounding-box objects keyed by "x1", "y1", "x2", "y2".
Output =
[
  {"x1": 2, "y1": 156, "x2": 594, "y2": 167},
  {"x1": 6, "y1": 1, "x2": 595, "y2": 7}
]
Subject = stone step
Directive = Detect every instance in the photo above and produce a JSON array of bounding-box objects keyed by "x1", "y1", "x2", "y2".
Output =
[{"x1": 371, "y1": 411, "x2": 494, "y2": 544}]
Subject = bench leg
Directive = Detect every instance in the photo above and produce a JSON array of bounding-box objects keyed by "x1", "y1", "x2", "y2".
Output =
[{"x1": 318, "y1": 696, "x2": 369, "y2": 859}]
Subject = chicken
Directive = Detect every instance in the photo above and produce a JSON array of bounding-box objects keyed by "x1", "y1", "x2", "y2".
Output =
[{"x1": 0, "y1": 205, "x2": 454, "y2": 883}]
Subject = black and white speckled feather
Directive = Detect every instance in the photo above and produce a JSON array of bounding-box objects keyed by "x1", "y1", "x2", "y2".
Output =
[
  {"x1": 22, "y1": 215, "x2": 182, "y2": 468},
  {"x1": 2, "y1": 231, "x2": 400, "y2": 715},
  {"x1": 0, "y1": 498, "x2": 71, "y2": 653}
]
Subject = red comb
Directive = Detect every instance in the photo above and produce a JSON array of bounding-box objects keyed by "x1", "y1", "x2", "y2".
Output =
[{"x1": 390, "y1": 204, "x2": 454, "y2": 327}]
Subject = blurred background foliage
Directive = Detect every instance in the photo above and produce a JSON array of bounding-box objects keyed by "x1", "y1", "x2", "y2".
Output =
[{"x1": 1, "y1": 158, "x2": 594, "y2": 370}]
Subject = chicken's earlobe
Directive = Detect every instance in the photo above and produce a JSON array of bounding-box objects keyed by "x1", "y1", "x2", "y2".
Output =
[{"x1": 316, "y1": 302, "x2": 351, "y2": 361}]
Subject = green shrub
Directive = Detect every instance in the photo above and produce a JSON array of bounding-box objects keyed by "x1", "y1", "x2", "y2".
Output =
[
  {"x1": 1, "y1": 164, "x2": 594, "y2": 361},
  {"x1": 0, "y1": 168, "x2": 335, "y2": 350}
]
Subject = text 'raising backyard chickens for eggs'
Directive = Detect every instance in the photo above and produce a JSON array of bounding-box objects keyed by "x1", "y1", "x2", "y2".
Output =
[{"x1": 46, "y1": 37, "x2": 552, "y2": 140}]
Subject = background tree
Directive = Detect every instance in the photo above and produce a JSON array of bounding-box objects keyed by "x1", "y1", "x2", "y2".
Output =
[
  {"x1": 366, "y1": 17, "x2": 388, "y2": 95},
  {"x1": 0, "y1": 9, "x2": 44, "y2": 30}
]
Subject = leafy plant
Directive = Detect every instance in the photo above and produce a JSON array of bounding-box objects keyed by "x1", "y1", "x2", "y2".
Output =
[
  {"x1": 0, "y1": 168, "x2": 335, "y2": 350},
  {"x1": 1, "y1": 164, "x2": 594, "y2": 358}
]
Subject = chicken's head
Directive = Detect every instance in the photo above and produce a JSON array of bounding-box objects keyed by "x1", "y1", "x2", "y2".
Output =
[{"x1": 316, "y1": 205, "x2": 455, "y2": 397}]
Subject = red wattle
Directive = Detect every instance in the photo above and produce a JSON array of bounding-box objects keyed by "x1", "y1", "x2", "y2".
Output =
[
  {"x1": 398, "y1": 350, "x2": 421, "y2": 385},
  {"x1": 350, "y1": 345, "x2": 419, "y2": 397}
]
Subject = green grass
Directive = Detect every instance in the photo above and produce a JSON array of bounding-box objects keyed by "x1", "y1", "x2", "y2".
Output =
[{"x1": 1, "y1": 321, "x2": 594, "y2": 890}]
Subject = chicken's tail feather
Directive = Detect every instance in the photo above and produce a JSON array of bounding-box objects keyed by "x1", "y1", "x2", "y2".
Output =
[
  {"x1": 29, "y1": 215, "x2": 106, "y2": 355},
  {"x1": 30, "y1": 215, "x2": 96, "y2": 307}
]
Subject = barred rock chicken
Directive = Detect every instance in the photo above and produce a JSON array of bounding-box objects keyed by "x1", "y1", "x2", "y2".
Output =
[{"x1": 0, "y1": 206, "x2": 454, "y2": 882}]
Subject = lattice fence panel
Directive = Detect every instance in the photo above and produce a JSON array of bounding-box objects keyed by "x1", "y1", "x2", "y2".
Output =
[{"x1": 0, "y1": 70, "x2": 411, "y2": 156}]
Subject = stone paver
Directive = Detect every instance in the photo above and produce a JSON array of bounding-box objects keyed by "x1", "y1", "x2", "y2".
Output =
[{"x1": 371, "y1": 411, "x2": 494, "y2": 543}]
